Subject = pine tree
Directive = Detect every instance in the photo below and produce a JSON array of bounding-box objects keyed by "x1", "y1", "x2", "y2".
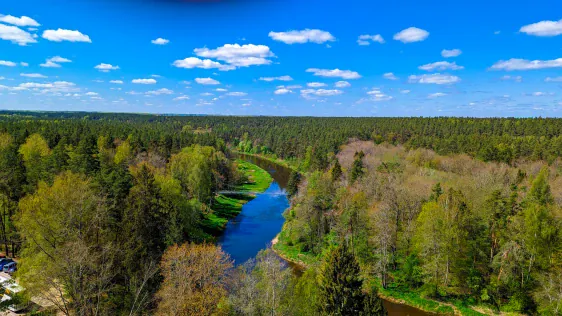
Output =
[
  {"x1": 362, "y1": 291, "x2": 387, "y2": 316},
  {"x1": 350, "y1": 151, "x2": 365, "y2": 183},
  {"x1": 286, "y1": 170, "x2": 301, "y2": 196},
  {"x1": 331, "y1": 159, "x2": 342, "y2": 182},
  {"x1": 319, "y1": 243, "x2": 365, "y2": 315},
  {"x1": 429, "y1": 182, "x2": 443, "y2": 202}
]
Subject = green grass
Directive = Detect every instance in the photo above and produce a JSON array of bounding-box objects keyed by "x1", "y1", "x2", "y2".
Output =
[
  {"x1": 272, "y1": 230, "x2": 319, "y2": 267},
  {"x1": 234, "y1": 159, "x2": 273, "y2": 192},
  {"x1": 233, "y1": 151, "x2": 300, "y2": 172},
  {"x1": 377, "y1": 285, "x2": 456, "y2": 315},
  {"x1": 202, "y1": 160, "x2": 272, "y2": 236}
]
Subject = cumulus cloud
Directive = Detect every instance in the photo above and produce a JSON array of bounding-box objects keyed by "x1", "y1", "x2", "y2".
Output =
[
  {"x1": 172, "y1": 57, "x2": 234, "y2": 71},
  {"x1": 393, "y1": 27, "x2": 429, "y2": 43},
  {"x1": 274, "y1": 87, "x2": 292, "y2": 95},
  {"x1": 95, "y1": 63, "x2": 120, "y2": 72},
  {"x1": 146, "y1": 88, "x2": 173, "y2": 95},
  {"x1": 174, "y1": 96, "x2": 190, "y2": 101},
  {"x1": 335, "y1": 81, "x2": 351, "y2": 88},
  {"x1": 408, "y1": 73, "x2": 460, "y2": 84},
  {"x1": 0, "y1": 15, "x2": 40, "y2": 27},
  {"x1": 419, "y1": 61, "x2": 463, "y2": 71},
  {"x1": 520, "y1": 19, "x2": 562, "y2": 37},
  {"x1": 132, "y1": 78, "x2": 156, "y2": 84},
  {"x1": 383, "y1": 72, "x2": 398, "y2": 80},
  {"x1": 15, "y1": 81, "x2": 78, "y2": 94},
  {"x1": 194, "y1": 44, "x2": 274, "y2": 67},
  {"x1": 40, "y1": 56, "x2": 72, "y2": 68},
  {"x1": 0, "y1": 24, "x2": 36, "y2": 45},
  {"x1": 366, "y1": 89, "x2": 393, "y2": 101},
  {"x1": 306, "y1": 68, "x2": 361, "y2": 79},
  {"x1": 195, "y1": 77, "x2": 220, "y2": 85},
  {"x1": 307, "y1": 82, "x2": 326, "y2": 88},
  {"x1": 490, "y1": 58, "x2": 562, "y2": 71},
  {"x1": 20, "y1": 73, "x2": 47, "y2": 78},
  {"x1": 301, "y1": 89, "x2": 343, "y2": 97},
  {"x1": 0, "y1": 60, "x2": 17, "y2": 67},
  {"x1": 42, "y1": 29, "x2": 91, "y2": 42},
  {"x1": 545, "y1": 76, "x2": 562, "y2": 82},
  {"x1": 110, "y1": 80, "x2": 124, "y2": 84},
  {"x1": 215, "y1": 88, "x2": 228, "y2": 92},
  {"x1": 428, "y1": 92, "x2": 447, "y2": 98},
  {"x1": 357, "y1": 34, "x2": 384, "y2": 45},
  {"x1": 268, "y1": 29, "x2": 335, "y2": 44},
  {"x1": 259, "y1": 75, "x2": 293, "y2": 82},
  {"x1": 151, "y1": 38, "x2": 169, "y2": 45},
  {"x1": 501, "y1": 75, "x2": 522, "y2": 82},
  {"x1": 441, "y1": 49, "x2": 462, "y2": 58},
  {"x1": 85, "y1": 92, "x2": 98, "y2": 96},
  {"x1": 20, "y1": 62, "x2": 28, "y2": 67},
  {"x1": 226, "y1": 92, "x2": 247, "y2": 96}
]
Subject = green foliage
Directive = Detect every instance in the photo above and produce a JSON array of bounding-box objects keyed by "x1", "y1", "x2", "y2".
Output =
[
  {"x1": 350, "y1": 151, "x2": 365, "y2": 183},
  {"x1": 286, "y1": 170, "x2": 301, "y2": 196},
  {"x1": 319, "y1": 243, "x2": 381, "y2": 315},
  {"x1": 331, "y1": 159, "x2": 343, "y2": 182}
]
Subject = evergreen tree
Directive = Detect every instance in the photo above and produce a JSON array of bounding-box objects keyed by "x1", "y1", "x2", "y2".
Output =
[
  {"x1": 286, "y1": 170, "x2": 301, "y2": 196},
  {"x1": 331, "y1": 159, "x2": 343, "y2": 182},
  {"x1": 319, "y1": 243, "x2": 365, "y2": 315},
  {"x1": 350, "y1": 151, "x2": 365, "y2": 183},
  {"x1": 429, "y1": 182, "x2": 443, "y2": 202},
  {"x1": 362, "y1": 291, "x2": 387, "y2": 316}
]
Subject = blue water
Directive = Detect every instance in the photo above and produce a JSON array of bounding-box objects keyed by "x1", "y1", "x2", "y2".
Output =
[{"x1": 218, "y1": 181, "x2": 290, "y2": 265}]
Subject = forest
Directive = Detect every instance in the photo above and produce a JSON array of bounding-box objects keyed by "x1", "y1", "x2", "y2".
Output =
[{"x1": 0, "y1": 110, "x2": 561, "y2": 315}]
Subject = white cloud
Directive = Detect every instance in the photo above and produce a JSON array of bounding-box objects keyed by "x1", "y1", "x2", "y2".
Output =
[
  {"x1": 173, "y1": 95, "x2": 190, "y2": 101},
  {"x1": 428, "y1": 92, "x2": 447, "y2": 98},
  {"x1": 0, "y1": 15, "x2": 40, "y2": 27},
  {"x1": 501, "y1": 75, "x2": 522, "y2": 82},
  {"x1": 226, "y1": 92, "x2": 247, "y2": 96},
  {"x1": 357, "y1": 34, "x2": 385, "y2": 46},
  {"x1": 40, "y1": 56, "x2": 72, "y2": 68},
  {"x1": 441, "y1": 49, "x2": 462, "y2": 58},
  {"x1": 146, "y1": 88, "x2": 173, "y2": 95},
  {"x1": 301, "y1": 89, "x2": 343, "y2": 97},
  {"x1": 419, "y1": 61, "x2": 464, "y2": 71},
  {"x1": 383, "y1": 72, "x2": 398, "y2": 80},
  {"x1": 85, "y1": 92, "x2": 98, "y2": 96},
  {"x1": 20, "y1": 62, "x2": 28, "y2": 67},
  {"x1": 490, "y1": 58, "x2": 562, "y2": 71},
  {"x1": 268, "y1": 29, "x2": 335, "y2": 44},
  {"x1": 95, "y1": 63, "x2": 120, "y2": 72},
  {"x1": 132, "y1": 78, "x2": 156, "y2": 84},
  {"x1": 307, "y1": 82, "x2": 326, "y2": 88},
  {"x1": 0, "y1": 24, "x2": 36, "y2": 45},
  {"x1": 172, "y1": 57, "x2": 234, "y2": 71},
  {"x1": 274, "y1": 88, "x2": 292, "y2": 95},
  {"x1": 195, "y1": 77, "x2": 220, "y2": 85},
  {"x1": 532, "y1": 91, "x2": 546, "y2": 96},
  {"x1": 366, "y1": 89, "x2": 393, "y2": 101},
  {"x1": 306, "y1": 68, "x2": 361, "y2": 79},
  {"x1": 151, "y1": 38, "x2": 169, "y2": 45},
  {"x1": 42, "y1": 29, "x2": 91, "y2": 42},
  {"x1": 545, "y1": 76, "x2": 562, "y2": 82},
  {"x1": 400, "y1": 89, "x2": 410, "y2": 94},
  {"x1": 0, "y1": 60, "x2": 17, "y2": 67},
  {"x1": 259, "y1": 75, "x2": 293, "y2": 82},
  {"x1": 520, "y1": 19, "x2": 562, "y2": 37},
  {"x1": 215, "y1": 88, "x2": 228, "y2": 92},
  {"x1": 16, "y1": 81, "x2": 78, "y2": 94},
  {"x1": 110, "y1": 80, "x2": 124, "y2": 84},
  {"x1": 194, "y1": 44, "x2": 274, "y2": 67},
  {"x1": 393, "y1": 27, "x2": 429, "y2": 43},
  {"x1": 20, "y1": 73, "x2": 47, "y2": 78},
  {"x1": 335, "y1": 81, "x2": 351, "y2": 88},
  {"x1": 408, "y1": 73, "x2": 460, "y2": 84}
]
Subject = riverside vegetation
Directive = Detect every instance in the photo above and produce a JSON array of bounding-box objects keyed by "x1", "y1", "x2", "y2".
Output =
[{"x1": 0, "y1": 111, "x2": 561, "y2": 314}]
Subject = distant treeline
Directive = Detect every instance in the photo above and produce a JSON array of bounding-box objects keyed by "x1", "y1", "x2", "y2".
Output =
[{"x1": 1, "y1": 111, "x2": 562, "y2": 165}]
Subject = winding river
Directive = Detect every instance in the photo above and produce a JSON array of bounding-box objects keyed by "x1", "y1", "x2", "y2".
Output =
[{"x1": 219, "y1": 154, "x2": 430, "y2": 316}]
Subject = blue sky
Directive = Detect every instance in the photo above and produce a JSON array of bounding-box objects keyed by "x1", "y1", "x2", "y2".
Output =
[{"x1": 1, "y1": 0, "x2": 562, "y2": 116}]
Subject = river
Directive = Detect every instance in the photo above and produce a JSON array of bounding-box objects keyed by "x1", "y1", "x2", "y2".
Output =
[{"x1": 219, "y1": 153, "x2": 431, "y2": 316}]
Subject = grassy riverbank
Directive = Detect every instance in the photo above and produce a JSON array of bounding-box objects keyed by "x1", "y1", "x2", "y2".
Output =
[
  {"x1": 233, "y1": 151, "x2": 300, "y2": 172},
  {"x1": 202, "y1": 159, "x2": 273, "y2": 235}
]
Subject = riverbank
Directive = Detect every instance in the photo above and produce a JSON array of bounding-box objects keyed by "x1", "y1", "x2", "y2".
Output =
[
  {"x1": 202, "y1": 159, "x2": 273, "y2": 236},
  {"x1": 232, "y1": 151, "x2": 300, "y2": 172}
]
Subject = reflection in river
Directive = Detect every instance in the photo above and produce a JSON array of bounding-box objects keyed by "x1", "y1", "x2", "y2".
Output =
[{"x1": 220, "y1": 153, "x2": 431, "y2": 316}]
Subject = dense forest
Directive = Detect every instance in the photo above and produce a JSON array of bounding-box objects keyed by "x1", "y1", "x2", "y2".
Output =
[{"x1": 0, "y1": 111, "x2": 561, "y2": 315}]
